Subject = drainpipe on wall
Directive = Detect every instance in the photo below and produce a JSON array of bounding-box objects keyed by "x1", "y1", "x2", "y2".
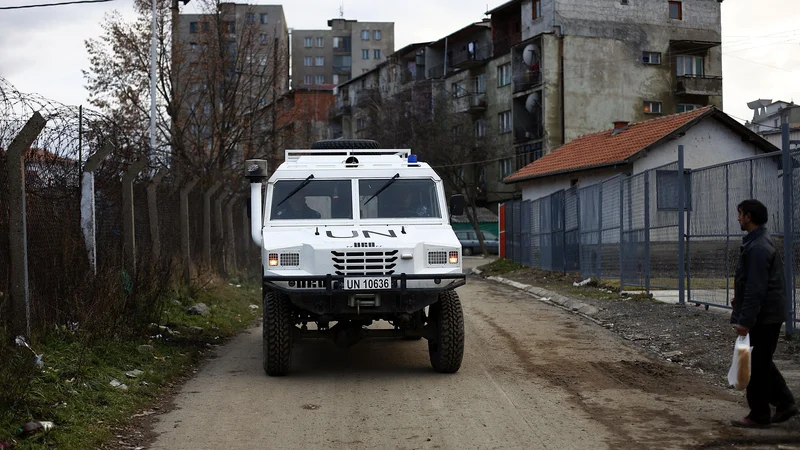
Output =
[{"x1": 555, "y1": 24, "x2": 565, "y2": 146}]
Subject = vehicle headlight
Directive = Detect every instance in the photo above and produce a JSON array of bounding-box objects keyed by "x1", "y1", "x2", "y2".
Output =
[
  {"x1": 449, "y1": 251, "x2": 459, "y2": 265},
  {"x1": 268, "y1": 252, "x2": 300, "y2": 267}
]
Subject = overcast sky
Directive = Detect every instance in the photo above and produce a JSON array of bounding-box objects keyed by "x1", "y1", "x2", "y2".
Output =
[{"x1": 0, "y1": 0, "x2": 798, "y2": 124}]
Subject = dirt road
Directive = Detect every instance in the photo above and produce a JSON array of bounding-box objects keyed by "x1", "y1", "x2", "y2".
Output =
[{"x1": 146, "y1": 268, "x2": 796, "y2": 449}]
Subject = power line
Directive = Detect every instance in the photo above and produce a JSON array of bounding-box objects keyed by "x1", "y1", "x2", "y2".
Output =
[{"x1": 0, "y1": 0, "x2": 115, "y2": 10}]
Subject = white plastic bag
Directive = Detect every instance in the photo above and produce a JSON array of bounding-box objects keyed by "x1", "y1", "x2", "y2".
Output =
[{"x1": 727, "y1": 334, "x2": 753, "y2": 390}]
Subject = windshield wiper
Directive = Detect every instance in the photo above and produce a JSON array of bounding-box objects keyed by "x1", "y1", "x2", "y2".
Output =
[
  {"x1": 276, "y1": 174, "x2": 314, "y2": 207},
  {"x1": 364, "y1": 173, "x2": 400, "y2": 205}
]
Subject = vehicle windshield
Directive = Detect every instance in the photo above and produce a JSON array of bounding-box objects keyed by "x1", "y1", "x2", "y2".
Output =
[
  {"x1": 359, "y1": 178, "x2": 441, "y2": 219},
  {"x1": 270, "y1": 179, "x2": 353, "y2": 220}
]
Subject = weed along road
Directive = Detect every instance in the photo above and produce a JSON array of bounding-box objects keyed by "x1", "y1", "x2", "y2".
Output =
[{"x1": 147, "y1": 266, "x2": 769, "y2": 449}]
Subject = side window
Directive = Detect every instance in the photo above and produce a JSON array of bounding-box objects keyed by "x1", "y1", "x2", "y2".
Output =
[
  {"x1": 456, "y1": 231, "x2": 467, "y2": 240},
  {"x1": 467, "y1": 232, "x2": 477, "y2": 240}
]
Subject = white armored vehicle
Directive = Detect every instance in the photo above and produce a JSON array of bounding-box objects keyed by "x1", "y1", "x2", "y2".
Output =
[{"x1": 245, "y1": 139, "x2": 467, "y2": 376}]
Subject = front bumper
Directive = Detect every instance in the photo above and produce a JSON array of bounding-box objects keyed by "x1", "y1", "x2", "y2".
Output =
[{"x1": 263, "y1": 273, "x2": 466, "y2": 295}]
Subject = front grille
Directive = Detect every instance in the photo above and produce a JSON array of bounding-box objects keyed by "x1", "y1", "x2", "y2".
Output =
[
  {"x1": 428, "y1": 251, "x2": 447, "y2": 265},
  {"x1": 331, "y1": 250, "x2": 398, "y2": 276},
  {"x1": 279, "y1": 253, "x2": 300, "y2": 267}
]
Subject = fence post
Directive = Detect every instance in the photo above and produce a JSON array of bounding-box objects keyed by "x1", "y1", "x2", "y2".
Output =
[
  {"x1": 597, "y1": 183, "x2": 603, "y2": 279},
  {"x1": 678, "y1": 145, "x2": 686, "y2": 306},
  {"x1": 6, "y1": 112, "x2": 47, "y2": 337},
  {"x1": 214, "y1": 189, "x2": 226, "y2": 273},
  {"x1": 204, "y1": 181, "x2": 222, "y2": 266},
  {"x1": 644, "y1": 171, "x2": 651, "y2": 294},
  {"x1": 122, "y1": 157, "x2": 147, "y2": 273},
  {"x1": 619, "y1": 177, "x2": 625, "y2": 290},
  {"x1": 81, "y1": 143, "x2": 114, "y2": 275},
  {"x1": 224, "y1": 194, "x2": 239, "y2": 275},
  {"x1": 725, "y1": 165, "x2": 730, "y2": 306},
  {"x1": 180, "y1": 178, "x2": 199, "y2": 284},
  {"x1": 781, "y1": 122, "x2": 794, "y2": 336},
  {"x1": 147, "y1": 169, "x2": 166, "y2": 261}
]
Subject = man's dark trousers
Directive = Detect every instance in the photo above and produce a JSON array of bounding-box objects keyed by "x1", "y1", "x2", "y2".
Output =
[{"x1": 747, "y1": 323, "x2": 795, "y2": 423}]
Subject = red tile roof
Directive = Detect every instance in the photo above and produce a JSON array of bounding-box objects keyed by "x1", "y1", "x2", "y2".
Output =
[{"x1": 505, "y1": 106, "x2": 716, "y2": 183}]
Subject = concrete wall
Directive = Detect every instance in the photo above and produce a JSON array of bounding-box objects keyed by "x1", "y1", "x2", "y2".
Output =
[{"x1": 521, "y1": 165, "x2": 622, "y2": 201}]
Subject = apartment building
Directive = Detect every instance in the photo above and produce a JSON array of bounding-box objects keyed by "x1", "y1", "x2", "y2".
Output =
[{"x1": 291, "y1": 18, "x2": 395, "y2": 89}]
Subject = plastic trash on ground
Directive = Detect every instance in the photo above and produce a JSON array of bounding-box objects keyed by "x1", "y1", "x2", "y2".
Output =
[
  {"x1": 573, "y1": 278, "x2": 593, "y2": 287},
  {"x1": 727, "y1": 334, "x2": 752, "y2": 390}
]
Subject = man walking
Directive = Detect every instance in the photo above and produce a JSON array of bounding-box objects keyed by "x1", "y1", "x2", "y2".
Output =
[{"x1": 730, "y1": 199, "x2": 796, "y2": 428}]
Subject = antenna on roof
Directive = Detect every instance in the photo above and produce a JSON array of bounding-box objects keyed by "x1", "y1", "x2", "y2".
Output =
[{"x1": 339, "y1": 1, "x2": 344, "y2": 18}]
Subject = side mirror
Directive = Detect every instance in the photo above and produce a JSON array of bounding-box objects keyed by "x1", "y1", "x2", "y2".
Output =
[{"x1": 449, "y1": 194, "x2": 465, "y2": 217}]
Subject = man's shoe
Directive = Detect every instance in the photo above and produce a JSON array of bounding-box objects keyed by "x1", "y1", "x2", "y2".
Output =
[
  {"x1": 772, "y1": 405, "x2": 798, "y2": 424},
  {"x1": 731, "y1": 416, "x2": 771, "y2": 429}
]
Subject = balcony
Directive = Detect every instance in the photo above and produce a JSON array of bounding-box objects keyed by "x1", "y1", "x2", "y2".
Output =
[
  {"x1": 427, "y1": 64, "x2": 445, "y2": 79},
  {"x1": 355, "y1": 89, "x2": 378, "y2": 106},
  {"x1": 514, "y1": 124, "x2": 544, "y2": 144},
  {"x1": 468, "y1": 93, "x2": 487, "y2": 114},
  {"x1": 333, "y1": 65, "x2": 351, "y2": 74},
  {"x1": 513, "y1": 70, "x2": 543, "y2": 94},
  {"x1": 333, "y1": 101, "x2": 352, "y2": 117},
  {"x1": 675, "y1": 76, "x2": 722, "y2": 96},
  {"x1": 451, "y1": 44, "x2": 492, "y2": 69}
]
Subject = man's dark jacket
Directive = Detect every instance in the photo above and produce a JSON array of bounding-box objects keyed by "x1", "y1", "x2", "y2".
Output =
[{"x1": 730, "y1": 226, "x2": 786, "y2": 329}]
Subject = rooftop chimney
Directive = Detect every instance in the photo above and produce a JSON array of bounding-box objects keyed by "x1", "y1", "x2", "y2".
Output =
[{"x1": 611, "y1": 121, "x2": 629, "y2": 136}]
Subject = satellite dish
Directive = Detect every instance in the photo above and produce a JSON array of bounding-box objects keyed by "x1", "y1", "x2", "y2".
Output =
[
  {"x1": 522, "y1": 44, "x2": 539, "y2": 66},
  {"x1": 525, "y1": 93, "x2": 540, "y2": 113}
]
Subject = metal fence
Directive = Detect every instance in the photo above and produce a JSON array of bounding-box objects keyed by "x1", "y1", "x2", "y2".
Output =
[{"x1": 501, "y1": 144, "x2": 800, "y2": 330}]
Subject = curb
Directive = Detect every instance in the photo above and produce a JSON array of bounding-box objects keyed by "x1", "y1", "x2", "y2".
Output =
[{"x1": 471, "y1": 267, "x2": 604, "y2": 326}]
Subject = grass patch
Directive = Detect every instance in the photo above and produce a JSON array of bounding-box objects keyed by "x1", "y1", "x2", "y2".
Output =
[
  {"x1": 0, "y1": 278, "x2": 260, "y2": 450},
  {"x1": 478, "y1": 258, "x2": 525, "y2": 276}
]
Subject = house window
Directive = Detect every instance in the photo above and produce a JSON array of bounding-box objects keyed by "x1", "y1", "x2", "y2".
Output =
[
  {"x1": 260, "y1": 33, "x2": 268, "y2": 44},
  {"x1": 361, "y1": 30, "x2": 370, "y2": 40},
  {"x1": 304, "y1": 56, "x2": 313, "y2": 67},
  {"x1": 642, "y1": 52, "x2": 661, "y2": 65},
  {"x1": 357, "y1": 117, "x2": 367, "y2": 130},
  {"x1": 226, "y1": 21, "x2": 236, "y2": 34},
  {"x1": 246, "y1": 13, "x2": 255, "y2": 23},
  {"x1": 374, "y1": 30, "x2": 382, "y2": 40},
  {"x1": 500, "y1": 158, "x2": 513, "y2": 178},
  {"x1": 676, "y1": 55, "x2": 703, "y2": 76},
  {"x1": 189, "y1": 22, "x2": 198, "y2": 33},
  {"x1": 304, "y1": 37, "x2": 313, "y2": 48},
  {"x1": 498, "y1": 64, "x2": 511, "y2": 87},
  {"x1": 570, "y1": 179, "x2": 579, "y2": 187},
  {"x1": 316, "y1": 37, "x2": 324, "y2": 47},
  {"x1": 304, "y1": 75, "x2": 313, "y2": 85},
  {"x1": 452, "y1": 125, "x2": 463, "y2": 137},
  {"x1": 475, "y1": 119, "x2": 487, "y2": 138},
  {"x1": 620, "y1": 0, "x2": 629, "y2": 4},
  {"x1": 189, "y1": 42, "x2": 198, "y2": 51},
  {"x1": 374, "y1": 49, "x2": 381, "y2": 59},
  {"x1": 677, "y1": 104, "x2": 699, "y2": 113},
  {"x1": 260, "y1": 13, "x2": 268, "y2": 24},
  {"x1": 656, "y1": 170, "x2": 692, "y2": 211},
  {"x1": 362, "y1": 49, "x2": 370, "y2": 60},
  {"x1": 316, "y1": 56, "x2": 325, "y2": 66},
  {"x1": 644, "y1": 101, "x2": 662, "y2": 114},
  {"x1": 452, "y1": 82, "x2": 466, "y2": 98},
  {"x1": 475, "y1": 73, "x2": 487, "y2": 94},
  {"x1": 669, "y1": 1, "x2": 682, "y2": 20},
  {"x1": 316, "y1": 75, "x2": 325, "y2": 85},
  {"x1": 499, "y1": 110, "x2": 512, "y2": 133},
  {"x1": 533, "y1": 0, "x2": 542, "y2": 19}
]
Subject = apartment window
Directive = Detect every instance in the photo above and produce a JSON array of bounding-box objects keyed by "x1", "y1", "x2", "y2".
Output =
[
  {"x1": 189, "y1": 42, "x2": 198, "y2": 51},
  {"x1": 203, "y1": 104, "x2": 211, "y2": 115},
  {"x1": 676, "y1": 55, "x2": 703, "y2": 76},
  {"x1": 644, "y1": 101, "x2": 662, "y2": 114},
  {"x1": 361, "y1": 30, "x2": 370, "y2": 40},
  {"x1": 374, "y1": 30, "x2": 382, "y2": 40},
  {"x1": 642, "y1": 52, "x2": 661, "y2": 65},
  {"x1": 678, "y1": 104, "x2": 699, "y2": 113},
  {"x1": 304, "y1": 37, "x2": 313, "y2": 48},
  {"x1": 304, "y1": 75, "x2": 313, "y2": 85},
  {"x1": 226, "y1": 21, "x2": 236, "y2": 34},
  {"x1": 304, "y1": 56, "x2": 313, "y2": 67},
  {"x1": 316, "y1": 37, "x2": 324, "y2": 48},
  {"x1": 499, "y1": 111, "x2": 512, "y2": 133},
  {"x1": 475, "y1": 73, "x2": 487, "y2": 94},
  {"x1": 374, "y1": 49, "x2": 382, "y2": 59},
  {"x1": 333, "y1": 74, "x2": 340, "y2": 85},
  {"x1": 201, "y1": 22, "x2": 210, "y2": 32},
  {"x1": 357, "y1": 117, "x2": 367, "y2": 130},
  {"x1": 246, "y1": 13, "x2": 255, "y2": 23},
  {"x1": 260, "y1": 33, "x2": 268, "y2": 44},
  {"x1": 189, "y1": 22, "x2": 198, "y2": 33},
  {"x1": 500, "y1": 158, "x2": 513, "y2": 178},
  {"x1": 620, "y1": 0, "x2": 629, "y2": 4},
  {"x1": 260, "y1": 13, "x2": 268, "y2": 24},
  {"x1": 452, "y1": 125, "x2": 463, "y2": 137},
  {"x1": 452, "y1": 82, "x2": 466, "y2": 98},
  {"x1": 475, "y1": 119, "x2": 487, "y2": 138},
  {"x1": 669, "y1": 1, "x2": 682, "y2": 20},
  {"x1": 316, "y1": 56, "x2": 325, "y2": 66},
  {"x1": 533, "y1": 0, "x2": 542, "y2": 20},
  {"x1": 362, "y1": 49, "x2": 370, "y2": 60},
  {"x1": 498, "y1": 64, "x2": 512, "y2": 87},
  {"x1": 316, "y1": 75, "x2": 325, "y2": 85}
]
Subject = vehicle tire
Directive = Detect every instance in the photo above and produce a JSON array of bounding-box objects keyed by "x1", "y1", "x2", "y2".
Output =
[
  {"x1": 427, "y1": 290, "x2": 465, "y2": 373},
  {"x1": 263, "y1": 290, "x2": 292, "y2": 376},
  {"x1": 463, "y1": 247, "x2": 473, "y2": 256},
  {"x1": 311, "y1": 139, "x2": 381, "y2": 150}
]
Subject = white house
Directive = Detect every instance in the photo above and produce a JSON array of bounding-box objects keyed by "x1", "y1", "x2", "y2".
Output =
[{"x1": 504, "y1": 106, "x2": 778, "y2": 201}]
